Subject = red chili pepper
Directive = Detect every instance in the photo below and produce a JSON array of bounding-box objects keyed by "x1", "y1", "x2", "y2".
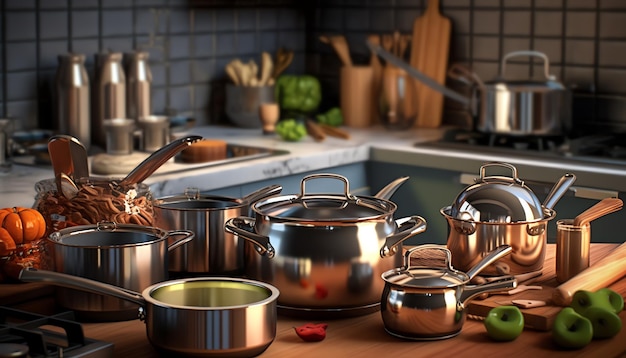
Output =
[{"x1": 294, "y1": 323, "x2": 328, "y2": 342}]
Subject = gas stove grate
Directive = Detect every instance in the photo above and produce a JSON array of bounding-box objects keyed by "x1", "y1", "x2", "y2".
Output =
[{"x1": 0, "y1": 307, "x2": 113, "y2": 358}]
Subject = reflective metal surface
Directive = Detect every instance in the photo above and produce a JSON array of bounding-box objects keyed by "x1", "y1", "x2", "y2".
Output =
[
  {"x1": 47, "y1": 223, "x2": 193, "y2": 320},
  {"x1": 154, "y1": 185, "x2": 282, "y2": 275},
  {"x1": 442, "y1": 206, "x2": 553, "y2": 276},
  {"x1": 380, "y1": 245, "x2": 516, "y2": 340}
]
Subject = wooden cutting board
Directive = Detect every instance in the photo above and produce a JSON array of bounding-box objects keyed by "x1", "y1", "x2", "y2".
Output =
[
  {"x1": 409, "y1": 0, "x2": 451, "y2": 128},
  {"x1": 467, "y1": 244, "x2": 626, "y2": 331}
]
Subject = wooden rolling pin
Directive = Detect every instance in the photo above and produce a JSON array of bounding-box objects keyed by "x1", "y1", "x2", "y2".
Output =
[{"x1": 552, "y1": 241, "x2": 626, "y2": 306}]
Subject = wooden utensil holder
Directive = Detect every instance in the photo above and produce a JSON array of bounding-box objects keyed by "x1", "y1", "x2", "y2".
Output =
[{"x1": 340, "y1": 66, "x2": 374, "y2": 128}]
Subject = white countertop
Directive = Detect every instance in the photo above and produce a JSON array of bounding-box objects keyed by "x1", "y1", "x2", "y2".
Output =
[{"x1": 2, "y1": 124, "x2": 625, "y2": 208}]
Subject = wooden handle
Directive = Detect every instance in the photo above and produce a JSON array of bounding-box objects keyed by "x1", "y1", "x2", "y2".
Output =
[
  {"x1": 305, "y1": 119, "x2": 326, "y2": 142},
  {"x1": 319, "y1": 123, "x2": 350, "y2": 139},
  {"x1": 552, "y1": 241, "x2": 626, "y2": 306}
]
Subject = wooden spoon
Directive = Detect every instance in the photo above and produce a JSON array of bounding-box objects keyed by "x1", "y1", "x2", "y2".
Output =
[
  {"x1": 573, "y1": 197, "x2": 623, "y2": 226},
  {"x1": 320, "y1": 35, "x2": 352, "y2": 66}
]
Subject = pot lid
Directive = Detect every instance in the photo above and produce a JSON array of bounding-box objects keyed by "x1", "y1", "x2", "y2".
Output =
[
  {"x1": 448, "y1": 162, "x2": 545, "y2": 223},
  {"x1": 382, "y1": 245, "x2": 468, "y2": 288},
  {"x1": 252, "y1": 173, "x2": 396, "y2": 221},
  {"x1": 383, "y1": 267, "x2": 467, "y2": 288}
]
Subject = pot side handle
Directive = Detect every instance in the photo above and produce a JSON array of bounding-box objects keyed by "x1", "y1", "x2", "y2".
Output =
[
  {"x1": 166, "y1": 229, "x2": 195, "y2": 252},
  {"x1": 380, "y1": 216, "x2": 427, "y2": 258},
  {"x1": 224, "y1": 217, "x2": 275, "y2": 258}
]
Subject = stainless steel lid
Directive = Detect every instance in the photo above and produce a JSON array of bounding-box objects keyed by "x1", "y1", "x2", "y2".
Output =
[
  {"x1": 252, "y1": 173, "x2": 397, "y2": 222},
  {"x1": 448, "y1": 162, "x2": 545, "y2": 223}
]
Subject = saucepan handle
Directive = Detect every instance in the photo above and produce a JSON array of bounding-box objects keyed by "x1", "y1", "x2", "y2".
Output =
[{"x1": 166, "y1": 229, "x2": 195, "y2": 252}]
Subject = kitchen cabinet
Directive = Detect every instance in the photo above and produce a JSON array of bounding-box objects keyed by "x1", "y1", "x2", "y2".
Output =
[{"x1": 367, "y1": 161, "x2": 626, "y2": 245}]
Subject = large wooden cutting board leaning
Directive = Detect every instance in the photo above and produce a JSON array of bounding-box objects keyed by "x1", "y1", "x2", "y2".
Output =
[
  {"x1": 409, "y1": 0, "x2": 451, "y2": 128},
  {"x1": 467, "y1": 243, "x2": 626, "y2": 331}
]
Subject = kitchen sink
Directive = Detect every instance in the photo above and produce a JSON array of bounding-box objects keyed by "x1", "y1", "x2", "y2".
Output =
[{"x1": 11, "y1": 142, "x2": 289, "y2": 176}]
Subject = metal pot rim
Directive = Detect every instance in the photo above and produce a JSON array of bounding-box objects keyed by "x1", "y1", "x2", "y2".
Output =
[
  {"x1": 142, "y1": 276, "x2": 280, "y2": 310},
  {"x1": 47, "y1": 222, "x2": 170, "y2": 248},
  {"x1": 441, "y1": 205, "x2": 556, "y2": 224}
]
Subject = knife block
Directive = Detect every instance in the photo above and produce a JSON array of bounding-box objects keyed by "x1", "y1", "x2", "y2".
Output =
[{"x1": 340, "y1": 66, "x2": 374, "y2": 128}]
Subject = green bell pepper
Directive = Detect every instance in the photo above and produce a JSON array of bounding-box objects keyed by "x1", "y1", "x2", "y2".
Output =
[
  {"x1": 275, "y1": 119, "x2": 307, "y2": 142},
  {"x1": 316, "y1": 107, "x2": 343, "y2": 127},
  {"x1": 275, "y1": 75, "x2": 322, "y2": 115}
]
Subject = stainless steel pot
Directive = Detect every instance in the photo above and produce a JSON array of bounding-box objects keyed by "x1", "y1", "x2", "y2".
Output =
[
  {"x1": 19, "y1": 268, "x2": 279, "y2": 357},
  {"x1": 380, "y1": 244, "x2": 516, "y2": 340},
  {"x1": 154, "y1": 185, "x2": 282, "y2": 275},
  {"x1": 368, "y1": 45, "x2": 571, "y2": 137},
  {"x1": 441, "y1": 162, "x2": 575, "y2": 275},
  {"x1": 46, "y1": 222, "x2": 194, "y2": 321},
  {"x1": 225, "y1": 173, "x2": 427, "y2": 317},
  {"x1": 477, "y1": 51, "x2": 571, "y2": 136}
]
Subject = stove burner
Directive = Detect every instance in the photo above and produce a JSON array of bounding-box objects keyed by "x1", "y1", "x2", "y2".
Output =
[
  {"x1": 441, "y1": 129, "x2": 564, "y2": 152},
  {"x1": 0, "y1": 307, "x2": 113, "y2": 358},
  {"x1": 419, "y1": 129, "x2": 626, "y2": 167}
]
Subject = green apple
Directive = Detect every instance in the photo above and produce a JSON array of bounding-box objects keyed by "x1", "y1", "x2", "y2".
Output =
[
  {"x1": 484, "y1": 305, "x2": 524, "y2": 341},
  {"x1": 571, "y1": 289, "x2": 624, "y2": 315},
  {"x1": 552, "y1": 307, "x2": 593, "y2": 349},
  {"x1": 583, "y1": 306, "x2": 622, "y2": 339}
]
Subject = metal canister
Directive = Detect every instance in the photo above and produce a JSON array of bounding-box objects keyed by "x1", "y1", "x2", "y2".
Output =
[
  {"x1": 94, "y1": 52, "x2": 126, "y2": 148},
  {"x1": 125, "y1": 51, "x2": 152, "y2": 120},
  {"x1": 55, "y1": 53, "x2": 91, "y2": 150}
]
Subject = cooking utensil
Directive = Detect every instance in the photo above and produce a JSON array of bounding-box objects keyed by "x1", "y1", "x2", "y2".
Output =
[
  {"x1": 320, "y1": 35, "x2": 351, "y2": 66},
  {"x1": 556, "y1": 197, "x2": 623, "y2": 283},
  {"x1": 367, "y1": 34, "x2": 383, "y2": 125},
  {"x1": 409, "y1": 0, "x2": 451, "y2": 128},
  {"x1": 19, "y1": 268, "x2": 279, "y2": 357},
  {"x1": 305, "y1": 119, "x2": 326, "y2": 142},
  {"x1": 259, "y1": 51, "x2": 273, "y2": 86},
  {"x1": 573, "y1": 197, "x2": 623, "y2": 226},
  {"x1": 225, "y1": 173, "x2": 427, "y2": 316},
  {"x1": 368, "y1": 42, "x2": 470, "y2": 105},
  {"x1": 442, "y1": 162, "x2": 574, "y2": 275},
  {"x1": 68, "y1": 135, "x2": 89, "y2": 182},
  {"x1": 380, "y1": 244, "x2": 516, "y2": 340},
  {"x1": 117, "y1": 135, "x2": 202, "y2": 187},
  {"x1": 46, "y1": 222, "x2": 194, "y2": 321},
  {"x1": 154, "y1": 185, "x2": 282, "y2": 275},
  {"x1": 271, "y1": 48, "x2": 293, "y2": 80},
  {"x1": 48, "y1": 135, "x2": 74, "y2": 194},
  {"x1": 478, "y1": 50, "x2": 571, "y2": 136},
  {"x1": 554, "y1": 241, "x2": 626, "y2": 306},
  {"x1": 318, "y1": 123, "x2": 351, "y2": 139}
]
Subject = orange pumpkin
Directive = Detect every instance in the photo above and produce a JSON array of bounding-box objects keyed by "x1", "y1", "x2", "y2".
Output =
[
  {"x1": 0, "y1": 207, "x2": 47, "y2": 244},
  {"x1": 0, "y1": 227, "x2": 16, "y2": 256}
]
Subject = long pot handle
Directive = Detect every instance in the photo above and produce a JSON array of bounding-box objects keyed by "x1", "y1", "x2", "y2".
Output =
[
  {"x1": 224, "y1": 217, "x2": 275, "y2": 258},
  {"x1": 240, "y1": 184, "x2": 283, "y2": 205},
  {"x1": 166, "y1": 229, "x2": 195, "y2": 252},
  {"x1": 380, "y1": 216, "x2": 427, "y2": 258},
  {"x1": 460, "y1": 276, "x2": 517, "y2": 307},
  {"x1": 374, "y1": 176, "x2": 409, "y2": 200},
  {"x1": 19, "y1": 267, "x2": 146, "y2": 307}
]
